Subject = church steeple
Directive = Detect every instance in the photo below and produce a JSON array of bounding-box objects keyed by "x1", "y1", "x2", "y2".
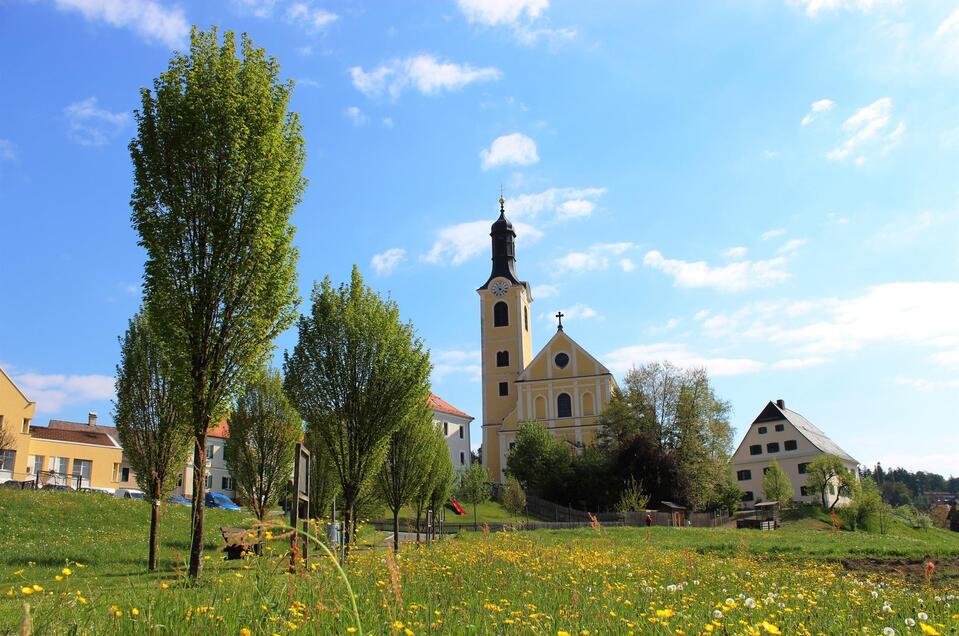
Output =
[{"x1": 482, "y1": 195, "x2": 522, "y2": 288}]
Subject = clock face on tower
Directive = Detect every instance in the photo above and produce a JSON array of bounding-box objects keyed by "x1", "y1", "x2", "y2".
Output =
[{"x1": 490, "y1": 279, "x2": 511, "y2": 297}]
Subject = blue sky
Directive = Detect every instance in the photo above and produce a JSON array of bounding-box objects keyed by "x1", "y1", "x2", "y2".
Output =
[{"x1": 1, "y1": 0, "x2": 957, "y2": 475}]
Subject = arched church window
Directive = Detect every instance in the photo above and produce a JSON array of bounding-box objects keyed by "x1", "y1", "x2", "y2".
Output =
[
  {"x1": 496, "y1": 350, "x2": 509, "y2": 367},
  {"x1": 524, "y1": 307, "x2": 529, "y2": 331},
  {"x1": 557, "y1": 393, "x2": 572, "y2": 418},
  {"x1": 493, "y1": 301, "x2": 509, "y2": 327}
]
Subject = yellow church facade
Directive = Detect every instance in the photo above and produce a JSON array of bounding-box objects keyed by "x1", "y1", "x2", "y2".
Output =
[{"x1": 479, "y1": 198, "x2": 617, "y2": 483}]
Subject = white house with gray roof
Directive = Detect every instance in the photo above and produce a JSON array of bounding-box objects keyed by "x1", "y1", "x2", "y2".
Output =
[{"x1": 731, "y1": 399, "x2": 859, "y2": 507}]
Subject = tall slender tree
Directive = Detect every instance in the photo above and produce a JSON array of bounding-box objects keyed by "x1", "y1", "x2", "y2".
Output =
[
  {"x1": 114, "y1": 313, "x2": 192, "y2": 571},
  {"x1": 762, "y1": 459, "x2": 794, "y2": 507},
  {"x1": 225, "y1": 369, "x2": 301, "y2": 522},
  {"x1": 130, "y1": 27, "x2": 304, "y2": 578},
  {"x1": 284, "y1": 267, "x2": 432, "y2": 559},
  {"x1": 305, "y1": 425, "x2": 339, "y2": 521},
  {"x1": 377, "y1": 410, "x2": 435, "y2": 552}
]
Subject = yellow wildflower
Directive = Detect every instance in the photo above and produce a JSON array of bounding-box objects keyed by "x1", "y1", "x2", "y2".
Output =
[
  {"x1": 762, "y1": 622, "x2": 782, "y2": 635},
  {"x1": 240, "y1": 630, "x2": 252, "y2": 636},
  {"x1": 21, "y1": 587, "x2": 33, "y2": 596},
  {"x1": 62, "y1": 567, "x2": 72, "y2": 576},
  {"x1": 132, "y1": 608, "x2": 140, "y2": 617},
  {"x1": 920, "y1": 625, "x2": 941, "y2": 636},
  {"x1": 656, "y1": 609, "x2": 676, "y2": 618}
]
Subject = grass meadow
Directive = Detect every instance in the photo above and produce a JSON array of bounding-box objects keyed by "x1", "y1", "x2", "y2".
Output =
[{"x1": 1, "y1": 489, "x2": 958, "y2": 634}]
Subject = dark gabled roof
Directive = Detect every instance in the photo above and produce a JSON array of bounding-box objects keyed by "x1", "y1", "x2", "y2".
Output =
[
  {"x1": 751, "y1": 401, "x2": 858, "y2": 464},
  {"x1": 48, "y1": 419, "x2": 118, "y2": 437},
  {"x1": 30, "y1": 426, "x2": 120, "y2": 448},
  {"x1": 429, "y1": 393, "x2": 473, "y2": 420}
]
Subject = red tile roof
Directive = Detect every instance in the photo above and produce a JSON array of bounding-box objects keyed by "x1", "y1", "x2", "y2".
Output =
[
  {"x1": 207, "y1": 419, "x2": 230, "y2": 439},
  {"x1": 30, "y1": 426, "x2": 119, "y2": 448},
  {"x1": 428, "y1": 392, "x2": 473, "y2": 420}
]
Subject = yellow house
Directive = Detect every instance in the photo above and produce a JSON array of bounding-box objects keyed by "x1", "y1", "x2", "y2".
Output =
[
  {"x1": 27, "y1": 423, "x2": 124, "y2": 490},
  {"x1": 0, "y1": 367, "x2": 37, "y2": 483},
  {"x1": 479, "y1": 198, "x2": 618, "y2": 482}
]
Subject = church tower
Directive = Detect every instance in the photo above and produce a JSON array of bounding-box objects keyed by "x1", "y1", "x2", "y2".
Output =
[{"x1": 478, "y1": 196, "x2": 532, "y2": 480}]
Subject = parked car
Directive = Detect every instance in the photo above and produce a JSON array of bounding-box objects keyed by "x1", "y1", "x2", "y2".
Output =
[
  {"x1": 0, "y1": 480, "x2": 36, "y2": 490},
  {"x1": 168, "y1": 494, "x2": 191, "y2": 506},
  {"x1": 79, "y1": 487, "x2": 112, "y2": 495},
  {"x1": 205, "y1": 492, "x2": 241, "y2": 511},
  {"x1": 116, "y1": 488, "x2": 145, "y2": 500}
]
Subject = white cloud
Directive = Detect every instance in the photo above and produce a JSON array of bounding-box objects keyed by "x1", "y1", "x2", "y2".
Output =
[
  {"x1": 0, "y1": 139, "x2": 16, "y2": 161},
  {"x1": 480, "y1": 133, "x2": 539, "y2": 170},
  {"x1": 14, "y1": 372, "x2": 115, "y2": 413},
  {"x1": 930, "y1": 348, "x2": 959, "y2": 368},
  {"x1": 423, "y1": 219, "x2": 542, "y2": 266},
  {"x1": 723, "y1": 246, "x2": 748, "y2": 259},
  {"x1": 286, "y1": 2, "x2": 337, "y2": 31},
  {"x1": 456, "y1": 0, "x2": 548, "y2": 25},
  {"x1": 771, "y1": 357, "x2": 827, "y2": 369},
  {"x1": 370, "y1": 248, "x2": 406, "y2": 276},
  {"x1": 234, "y1": 0, "x2": 277, "y2": 17},
  {"x1": 53, "y1": 0, "x2": 189, "y2": 48},
  {"x1": 697, "y1": 282, "x2": 959, "y2": 361},
  {"x1": 554, "y1": 242, "x2": 635, "y2": 273},
  {"x1": 603, "y1": 343, "x2": 765, "y2": 377},
  {"x1": 870, "y1": 211, "x2": 956, "y2": 247},
  {"x1": 344, "y1": 106, "x2": 366, "y2": 126},
  {"x1": 620, "y1": 258, "x2": 635, "y2": 272},
  {"x1": 350, "y1": 55, "x2": 501, "y2": 99},
  {"x1": 936, "y1": 9, "x2": 959, "y2": 40},
  {"x1": 827, "y1": 97, "x2": 904, "y2": 163},
  {"x1": 381, "y1": 117, "x2": 394, "y2": 128},
  {"x1": 761, "y1": 228, "x2": 785, "y2": 240},
  {"x1": 778, "y1": 238, "x2": 808, "y2": 254},
  {"x1": 431, "y1": 349, "x2": 481, "y2": 382},
  {"x1": 800, "y1": 98, "x2": 835, "y2": 126},
  {"x1": 507, "y1": 187, "x2": 605, "y2": 221},
  {"x1": 64, "y1": 97, "x2": 128, "y2": 146},
  {"x1": 512, "y1": 24, "x2": 577, "y2": 46},
  {"x1": 789, "y1": 0, "x2": 897, "y2": 17},
  {"x1": 643, "y1": 250, "x2": 790, "y2": 292},
  {"x1": 534, "y1": 284, "x2": 559, "y2": 299}
]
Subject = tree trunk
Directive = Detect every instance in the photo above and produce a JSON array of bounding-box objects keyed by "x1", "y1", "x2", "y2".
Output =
[
  {"x1": 188, "y1": 435, "x2": 207, "y2": 578},
  {"x1": 415, "y1": 507, "x2": 422, "y2": 543},
  {"x1": 393, "y1": 509, "x2": 400, "y2": 554},
  {"x1": 342, "y1": 505, "x2": 353, "y2": 561},
  {"x1": 473, "y1": 502, "x2": 478, "y2": 530},
  {"x1": 148, "y1": 498, "x2": 160, "y2": 571}
]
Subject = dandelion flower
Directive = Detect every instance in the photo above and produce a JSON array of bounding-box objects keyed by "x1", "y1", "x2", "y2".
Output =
[
  {"x1": 132, "y1": 608, "x2": 139, "y2": 617},
  {"x1": 761, "y1": 622, "x2": 782, "y2": 635},
  {"x1": 883, "y1": 628, "x2": 895, "y2": 636},
  {"x1": 744, "y1": 598, "x2": 756, "y2": 609},
  {"x1": 240, "y1": 630, "x2": 252, "y2": 636},
  {"x1": 20, "y1": 587, "x2": 32, "y2": 596},
  {"x1": 62, "y1": 567, "x2": 72, "y2": 576},
  {"x1": 919, "y1": 625, "x2": 940, "y2": 636},
  {"x1": 905, "y1": 619, "x2": 916, "y2": 627},
  {"x1": 917, "y1": 612, "x2": 928, "y2": 621}
]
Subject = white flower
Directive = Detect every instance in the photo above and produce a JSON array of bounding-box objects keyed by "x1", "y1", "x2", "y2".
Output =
[
  {"x1": 905, "y1": 618, "x2": 916, "y2": 627},
  {"x1": 917, "y1": 612, "x2": 928, "y2": 621},
  {"x1": 644, "y1": 587, "x2": 653, "y2": 594},
  {"x1": 744, "y1": 598, "x2": 756, "y2": 609},
  {"x1": 797, "y1": 594, "x2": 804, "y2": 600},
  {"x1": 726, "y1": 598, "x2": 735, "y2": 605},
  {"x1": 872, "y1": 591, "x2": 880, "y2": 598},
  {"x1": 666, "y1": 584, "x2": 678, "y2": 592},
  {"x1": 883, "y1": 628, "x2": 895, "y2": 636},
  {"x1": 713, "y1": 610, "x2": 723, "y2": 619}
]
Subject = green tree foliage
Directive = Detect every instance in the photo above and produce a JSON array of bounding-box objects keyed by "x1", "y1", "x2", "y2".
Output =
[
  {"x1": 130, "y1": 28, "x2": 304, "y2": 578},
  {"x1": 501, "y1": 476, "x2": 527, "y2": 518},
  {"x1": 762, "y1": 459, "x2": 793, "y2": 507},
  {"x1": 505, "y1": 421, "x2": 571, "y2": 495},
  {"x1": 225, "y1": 369, "x2": 301, "y2": 522},
  {"x1": 411, "y1": 428, "x2": 453, "y2": 541},
  {"x1": 114, "y1": 313, "x2": 192, "y2": 571},
  {"x1": 616, "y1": 477, "x2": 650, "y2": 515},
  {"x1": 840, "y1": 477, "x2": 884, "y2": 532},
  {"x1": 377, "y1": 409, "x2": 435, "y2": 553},
  {"x1": 283, "y1": 267, "x2": 431, "y2": 558},
  {"x1": 304, "y1": 425, "x2": 339, "y2": 521},
  {"x1": 805, "y1": 455, "x2": 855, "y2": 510},
  {"x1": 455, "y1": 462, "x2": 491, "y2": 529}
]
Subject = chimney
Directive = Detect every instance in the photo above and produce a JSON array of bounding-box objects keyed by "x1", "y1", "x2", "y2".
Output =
[
  {"x1": 88, "y1": 412, "x2": 97, "y2": 427},
  {"x1": 775, "y1": 399, "x2": 785, "y2": 410}
]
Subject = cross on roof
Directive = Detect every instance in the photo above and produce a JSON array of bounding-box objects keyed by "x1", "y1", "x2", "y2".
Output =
[{"x1": 555, "y1": 311, "x2": 564, "y2": 330}]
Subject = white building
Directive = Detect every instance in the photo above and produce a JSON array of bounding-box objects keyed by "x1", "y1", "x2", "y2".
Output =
[
  {"x1": 731, "y1": 399, "x2": 859, "y2": 507},
  {"x1": 429, "y1": 393, "x2": 474, "y2": 471},
  {"x1": 176, "y1": 420, "x2": 236, "y2": 499}
]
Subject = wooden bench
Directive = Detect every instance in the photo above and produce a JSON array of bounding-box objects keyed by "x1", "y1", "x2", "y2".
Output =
[{"x1": 220, "y1": 527, "x2": 261, "y2": 559}]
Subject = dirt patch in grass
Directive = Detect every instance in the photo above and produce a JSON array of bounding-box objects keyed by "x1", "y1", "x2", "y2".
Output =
[{"x1": 839, "y1": 556, "x2": 959, "y2": 584}]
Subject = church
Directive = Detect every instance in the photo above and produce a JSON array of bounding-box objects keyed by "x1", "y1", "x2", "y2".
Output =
[{"x1": 479, "y1": 197, "x2": 618, "y2": 483}]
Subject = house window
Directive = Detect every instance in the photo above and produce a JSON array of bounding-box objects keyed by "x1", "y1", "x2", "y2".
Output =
[
  {"x1": 758, "y1": 426, "x2": 767, "y2": 434},
  {"x1": 766, "y1": 442, "x2": 780, "y2": 453},
  {"x1": 749, "y1": 445, "x2": 762, "y2": 456},
  {"x1": 775, "y1": 424, "x2": 785, "y2": 432},
  {"x1": 741, "y1": 491, "x2": 754, "y2": 501},
  {"x1": 524, "y1": 307, "x2": 529, "y2": 331},
  {"x1": 206, "y1": 445, "x2": 214, "y2": 460},
  {"x1": 32, "y1": 455, "x2": 44, "y2": 476},
  {"x1": 800, "y1": 486, "x2": 811, "y2": 496},
  {"x1": 221, "y1": 477, "x2": 235, "y2": 491},
  {"x1": 496, "y1": 351, "x2": 510, "y2": 367},
  {"x1": 736, "y1": 469, "x2": 751, "y2": 481},
  {"x1": 121, "y1": 467, "x2": 131, "y2": 482},
  {"x1": 206, "y1": 475, "x2": 213, "y2": 490},
  {"x1": 763, "y1": 466, "x2": 772, "y2": 475},
  {"x1": 72, "y1": 459, "x2": 92, "y2": 486},
  {"x1": 112, "y1": 463, "x2": 121, "y2": 482},
  {"x1": 557, "y1": 393, "x2": 572, "y2": 418},
  {"x1": 21, "y1": 418, "x2": 31, "y2": 434},
  {"x1": 459, "y1": 426, "x2": 464, "y2": 440},
  {"x1": 493, "y1": 301, "x2": 509, "y2": 327},
  {"x1": 554, "y1": 353, "x2": 570, "y2": 369},
  {"x1": 784, "y1": 439, "x2": 797, "y2": 451},
  {"x1": 0, "y1": 450, "x2": 15, "y2": 472},
  {"x1": 49, "y1": 457, "x2": 69, "y2": 476},
  {"x1": 221, "y1": 445, "x2": 228, "y2": 463},
  {"x1": 459, "y1": 451, "x2": 465, "y2": 466},
  {"x1": 443, "y1": 422, "x2": 449, "y2": 435},
  {"x1": 798, "y1": 462, "x2": 810, "y2": 474},
  {"x1": 498, "y1": 382, "x2": 509, "y2": 397},
  {"x1": 508, "y1": 442, "x2": 516, "y2": 451}
]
